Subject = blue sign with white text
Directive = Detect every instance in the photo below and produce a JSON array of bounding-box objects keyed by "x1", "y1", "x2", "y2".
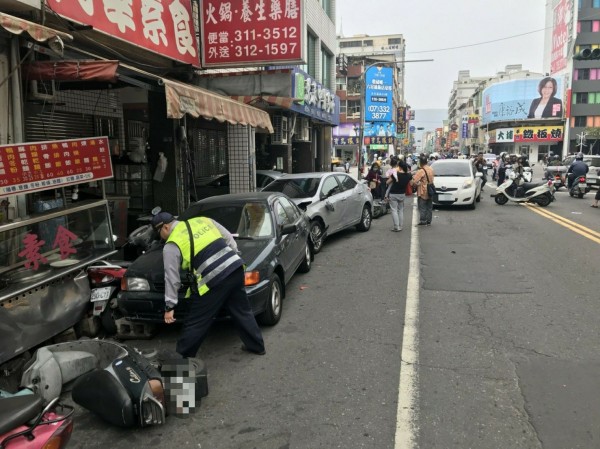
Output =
[{"x1": 365, "y1": 67, "x2": 393, "y2": 122}]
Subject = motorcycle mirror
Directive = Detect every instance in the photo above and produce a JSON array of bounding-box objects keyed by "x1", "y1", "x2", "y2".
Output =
[{"x1": 151, "y1": 206, "x2": 162, "y2": 216}]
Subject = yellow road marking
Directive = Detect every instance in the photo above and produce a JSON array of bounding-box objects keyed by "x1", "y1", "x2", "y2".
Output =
[{"x1": 523, "y1": 204, "x2": 600, "y2": 244}]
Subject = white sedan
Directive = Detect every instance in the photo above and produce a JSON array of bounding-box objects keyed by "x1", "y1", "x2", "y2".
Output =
[{"x1": 429, "y1": 159, "x2": 483, "y2": 209}]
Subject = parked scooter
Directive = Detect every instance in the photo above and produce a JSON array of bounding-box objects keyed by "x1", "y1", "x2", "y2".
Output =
[
  {"x1": 86, "y1": 208, "x2": 163, "y2": 336},
  {"x1": 491, "y1": 173, "x2": 555, "y2": 207},
  {"x1": 569, "y1": 175, "x2": 591, "y2": 199},
  {"x1": 360, "y1": 180, "x2": 389, "y2": 218},
  {"x1": 87, "y1": 260, "x2": 129, "y2": 335}
]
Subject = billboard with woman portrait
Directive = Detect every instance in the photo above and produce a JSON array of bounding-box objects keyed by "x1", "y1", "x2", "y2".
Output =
[{"x1": 481, "y1": 76, "x2": 564, "y2": 125}]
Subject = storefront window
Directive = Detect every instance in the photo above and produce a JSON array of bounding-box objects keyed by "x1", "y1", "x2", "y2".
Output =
[{"x1": 0, "y1": 201, "x2": 114, "y2": 283}]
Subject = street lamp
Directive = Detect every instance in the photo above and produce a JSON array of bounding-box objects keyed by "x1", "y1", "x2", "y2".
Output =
[{"x1": 357, "y1": 58, "x2": 433, "y2": 177}]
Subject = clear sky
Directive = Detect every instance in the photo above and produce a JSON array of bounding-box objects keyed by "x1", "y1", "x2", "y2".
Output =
[{"x1": 336, "y1": 0, "x2": 548, "y2": 111}]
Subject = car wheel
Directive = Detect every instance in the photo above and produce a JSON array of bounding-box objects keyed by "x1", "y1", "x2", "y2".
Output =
[
  {"x1": 310, "y1": 221, "x2": 324, "y2": 254},
  {"x1": 494, "y1": 193, "x2": 508, "y2": 205},
  {"x1": 257, "y1": 274, "x2": 282, "y2": 326},
  {"x1": 476, "y1": 191, "x2": 481, "y2": 202},
  {"x1": 356, "y1": 205, "x2": 372, "y2": 231},
  {"x1": 298, "y1": 242, "x2": 312, "y2": 273},
  {"x1": 468, "y1": 198, "x2": 476, "y2": 210}
]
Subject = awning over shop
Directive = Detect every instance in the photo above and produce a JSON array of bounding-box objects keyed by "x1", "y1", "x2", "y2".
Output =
[
  {"x1": 0, "y1": 12, "x2": 73, "y2": 43},
  {"x1": 230, "y1": 95, "x2": 297, "y2": 109},
  {"x1": 163, "y1": 79, "x2": 274, "y2": 133},
  {"x1": 22, "y1": 60, "x2": 119, "y2": 83}
]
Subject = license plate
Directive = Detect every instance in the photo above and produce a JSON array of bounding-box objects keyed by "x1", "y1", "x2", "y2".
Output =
[
  {"x1": 437, "y1": 193, "x2": 453, "y2": 201},
  {"x1": 90, "y1": 287, "x2": 112, "y2": 302}
]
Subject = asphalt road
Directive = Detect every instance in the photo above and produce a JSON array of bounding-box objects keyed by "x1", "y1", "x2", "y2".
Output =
[{"x1": 65, "y1": 170, "x2": 600, "y2": 449}]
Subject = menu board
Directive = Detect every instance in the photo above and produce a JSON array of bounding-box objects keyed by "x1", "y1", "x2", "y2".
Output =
[{"x1": 0, "y1": 137, "x2": 113, "y2": 196}]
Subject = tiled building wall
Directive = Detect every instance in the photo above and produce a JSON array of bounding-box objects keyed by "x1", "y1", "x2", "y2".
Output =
[
  {"x1": 305, "y1": 0, "x2": 337, "y2": 91},
  {"x1": 227, "y1": 124, "x2": 256, "y2": 193}
]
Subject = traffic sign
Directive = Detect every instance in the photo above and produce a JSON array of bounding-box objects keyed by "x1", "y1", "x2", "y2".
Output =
[{"x1": 409, "y1": 126, "x2": 415, "y2": 132}]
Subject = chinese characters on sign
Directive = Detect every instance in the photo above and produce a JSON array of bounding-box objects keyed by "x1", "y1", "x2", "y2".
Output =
[
  {"x1": 490, "y1": 127, "x2": 564, "y2": 143},
  {"x1": 0, "y1": 137, "x2": 113, "y2": 195},
  {"x1": 364, "y1": 136, "x2": 396, "y2": 145},
  {"x1": 46, "y1": 0, "x2": 199, "y2": 67},
  {"x1": 291, "y1": 69, "x2": 339, "y2": 125},
  {"x1": 201, "y1": 0, "x2": 303, "y2": 68},
  {"x1": 365, "y1": 67, "x2": 393, "y2": 122},
  {"x1": 18, "y1": 226, "x2": 79, "y2": 270},
  {"x1": 551, "y1": 0, "x2": 571, "y2": 74},
  {"x1": 333, "y1": 137, "x2": 360, "y2": 146}
]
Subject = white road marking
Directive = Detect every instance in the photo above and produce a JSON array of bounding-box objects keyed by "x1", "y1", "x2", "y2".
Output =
[{"x1": 395, "y1": 197, "x2": 420, "y2": 448}]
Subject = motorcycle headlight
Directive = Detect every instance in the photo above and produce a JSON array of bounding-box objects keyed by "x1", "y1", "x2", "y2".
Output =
[
  {"x1": 125, "y1": 277, "x2": 151, "y2": 291},
  {"x1": 462, "y1": 179, "x2": 474, "y2": 189}
]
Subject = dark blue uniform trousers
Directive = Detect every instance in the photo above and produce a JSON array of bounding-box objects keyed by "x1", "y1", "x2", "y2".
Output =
[{"x1": 176, "y1": 267, "x2": 265, "y2": 358}]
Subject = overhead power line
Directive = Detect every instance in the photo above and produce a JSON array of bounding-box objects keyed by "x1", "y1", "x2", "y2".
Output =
[
  {"x1": 406, "y1": 10, "x2": 600, "y2": 55},
  {"x1": 406, "y1": 28, "x2": 546, "y2": 54}
]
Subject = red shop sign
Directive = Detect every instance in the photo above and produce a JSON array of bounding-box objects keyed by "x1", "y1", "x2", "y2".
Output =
[
  {"x1": 200, "y1": 0, "x2": 304, "y2": 68},
  {"x1": 0, "y1": 137, "x2": 114, "y2": 196},
  {"x1": 46, "y1": 0, "x2": 199, "y2": 67}
]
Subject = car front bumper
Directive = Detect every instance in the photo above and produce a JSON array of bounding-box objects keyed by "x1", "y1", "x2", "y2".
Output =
[{"x1": 433, "y1": 187, "x2": 477, "y2": 206}]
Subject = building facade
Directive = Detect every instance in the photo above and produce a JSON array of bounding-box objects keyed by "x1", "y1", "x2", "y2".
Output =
[{"x1": 334, "y1": 33, "x2": 406, "y2": 166}]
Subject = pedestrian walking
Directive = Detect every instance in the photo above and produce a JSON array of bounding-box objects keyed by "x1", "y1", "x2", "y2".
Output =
[
  {"x1": 153, "y1": 211, "x2": 266, "y2": 358},
  {"x1": 386, "y1": 159, "x2": 413, "y2": 231},
  {"x1": 411, "y1": 155, "x2": 435, "y2": 226},
  {"x1": 344, "y1": 158, "x2": 351, "y2": 173}
]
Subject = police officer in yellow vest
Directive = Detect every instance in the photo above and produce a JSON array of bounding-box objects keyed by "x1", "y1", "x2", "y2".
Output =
[{"x1": 152, "y1": 211, "x2": 265, "y2": 357}]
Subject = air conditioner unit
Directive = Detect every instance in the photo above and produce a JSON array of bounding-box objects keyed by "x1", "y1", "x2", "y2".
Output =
[
  {"x1": 29, "y1": 80, "x2": 56, "y2": 100},
  {"x1": 294, "y1": 118, "x2": 312, "y2": 142},
  {"x1": 271, "y1": 115, "x2": 288, "y2": 144}
]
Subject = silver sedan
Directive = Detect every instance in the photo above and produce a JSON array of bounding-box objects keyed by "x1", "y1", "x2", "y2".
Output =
[{"x1": 263, "y1": 172, "x2": 373, "y2": 253}]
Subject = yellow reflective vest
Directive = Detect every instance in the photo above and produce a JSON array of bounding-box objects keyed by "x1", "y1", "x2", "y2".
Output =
[{"x1": 166, "y1": 217, "x2": 242, "y2": 296}]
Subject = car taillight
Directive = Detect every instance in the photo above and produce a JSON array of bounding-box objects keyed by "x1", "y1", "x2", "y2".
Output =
[
  {"x1": 41, "y1": 417, "x2": 73, "y2": 449},
  {"x1": 244, "y1": 271, "x2": 260, "y2": 286},
  {"x1": 121, "y1": 277, "x2": 128, "y2": 291}
]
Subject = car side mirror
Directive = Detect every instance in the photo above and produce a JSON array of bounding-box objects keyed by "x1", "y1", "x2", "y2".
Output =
[{"x1": 281, "y1": 224, "x2": 297, "y2": 235}]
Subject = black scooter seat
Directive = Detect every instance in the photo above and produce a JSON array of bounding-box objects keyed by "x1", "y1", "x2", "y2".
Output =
[
  {"x1": 523, "y1": 182, "x2": 544, "y2": 191},
  {"x1": 0, "y1": 394, "x2": 43, "y2": 434}
]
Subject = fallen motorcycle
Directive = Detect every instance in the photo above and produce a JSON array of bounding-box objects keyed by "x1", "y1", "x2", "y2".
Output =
[{"x1": 12, "y1": 339, "x2": 207, "y2": 429}]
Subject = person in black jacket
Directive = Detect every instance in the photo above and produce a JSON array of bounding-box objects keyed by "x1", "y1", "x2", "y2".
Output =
[
  {"x1": 386, "y1": 159, "x2": 412, "y2": 232},
  {"x1": 527, "y1": 77, "x2": 563, "y2": 119}
]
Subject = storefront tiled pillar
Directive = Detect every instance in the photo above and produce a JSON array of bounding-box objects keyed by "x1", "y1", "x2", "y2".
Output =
[{"x1": 228, "y1": 124, "x2": 256, "y2": 193}]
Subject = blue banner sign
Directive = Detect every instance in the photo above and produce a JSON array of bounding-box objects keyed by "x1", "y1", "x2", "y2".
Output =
[{"x1": 365, "y1": 67, "x2": 393, "y2": 122}]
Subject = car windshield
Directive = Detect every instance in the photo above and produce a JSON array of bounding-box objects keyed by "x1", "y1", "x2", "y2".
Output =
[
  {"x1": 263, "y1": 178, "x2": 321, "y2": 199},
  {"x1": 431, "y1": 162, "x2": 472, "y2": 177},
  {"x1": 193, "y1": 202, "x2": 273, "y2": 238},
  {"x1": 586, "y1": 158, "x2": 600, "y2": 167}
]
